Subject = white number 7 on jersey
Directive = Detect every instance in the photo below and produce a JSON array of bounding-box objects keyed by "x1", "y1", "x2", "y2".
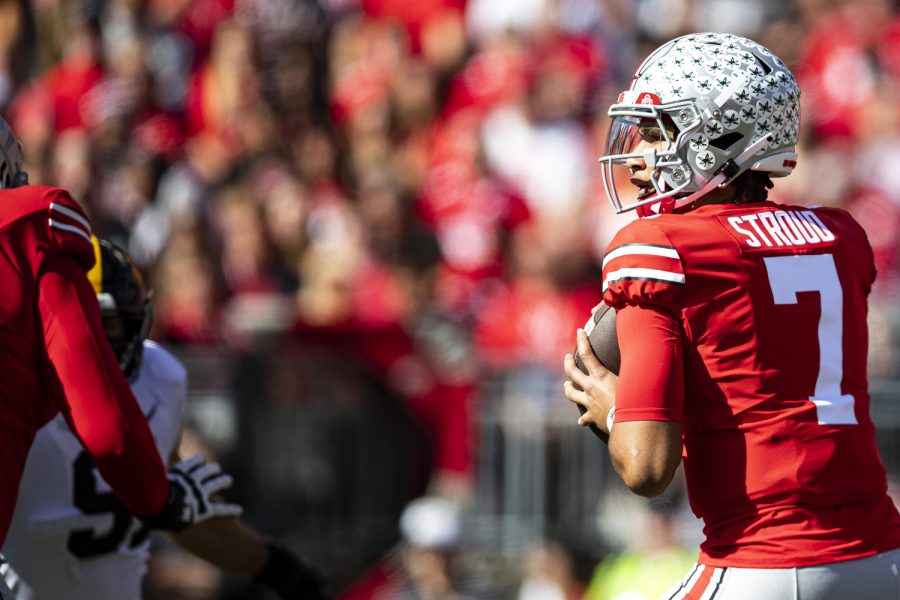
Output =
[{"x1": 764, "y1": 254, "x2": 857, "y2": 425}]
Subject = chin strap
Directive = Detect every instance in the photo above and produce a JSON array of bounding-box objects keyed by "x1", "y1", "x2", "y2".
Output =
[{"x1": 637, "y1": 198, "x2": 675, "y2": 217}]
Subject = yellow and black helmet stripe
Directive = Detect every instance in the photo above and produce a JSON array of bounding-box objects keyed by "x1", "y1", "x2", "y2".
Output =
[{"x1": 88, "y1": 235, "x2": 103, "y2": 295}]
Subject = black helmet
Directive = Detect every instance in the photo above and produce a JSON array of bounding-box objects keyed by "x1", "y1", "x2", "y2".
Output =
[{"x1": 87, "y1": 237, "x2": 152, "y2": 379}]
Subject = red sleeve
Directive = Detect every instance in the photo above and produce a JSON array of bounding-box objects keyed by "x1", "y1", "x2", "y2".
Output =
[
  {"x1": 36, "y1": 187, "x2": 96, "y2": 271},
  {"x1": 614, "y1": 303, "x2": 685, "y2": 424},
  {"x1": 602, "y1": 218, "x2": 686, "y2": 312},
  {"x1": 37, "y1": 254, "x2": 169, "y2": 517}
]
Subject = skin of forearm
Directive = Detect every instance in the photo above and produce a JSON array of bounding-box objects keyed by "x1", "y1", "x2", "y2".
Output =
[
  {"x1": 167, "y1": 517, "x2": 270, "y2": 579},
  {"x1": 165, "y1": 446, "x2": 268, "y2": 579}
]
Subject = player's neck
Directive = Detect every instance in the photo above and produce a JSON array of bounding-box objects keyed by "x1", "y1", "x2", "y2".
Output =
[{"x1": 676, "y1": 186, "x2": 737, "y2": 213}]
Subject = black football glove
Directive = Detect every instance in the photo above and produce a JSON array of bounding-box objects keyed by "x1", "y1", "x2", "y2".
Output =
[
  {"x1": 139, "y1": 454, "x2": 243, "y2": 531},
  {"x1": 253, "y1": 541, "x2": 330, "y2": 600}
]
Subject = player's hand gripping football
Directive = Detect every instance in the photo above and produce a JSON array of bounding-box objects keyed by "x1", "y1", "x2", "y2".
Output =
[
  {"x1": 564, "y1": 326, "x2": 618, "y2": 437},
  {"x1": 140, "y1": 454, "x2": 243, "y2": 531}
]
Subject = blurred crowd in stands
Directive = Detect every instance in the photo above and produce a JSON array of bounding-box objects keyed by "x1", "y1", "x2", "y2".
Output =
[{"x1": 5, "y1": 0, "x2": 900, "y2": 596}]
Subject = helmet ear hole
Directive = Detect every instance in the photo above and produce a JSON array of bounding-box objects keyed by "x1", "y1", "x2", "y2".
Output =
[{"x1": 709, "y1": 132, "x2": 743, "y2": 151}]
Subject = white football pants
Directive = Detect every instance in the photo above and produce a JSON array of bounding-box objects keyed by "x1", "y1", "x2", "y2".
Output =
[{"x1": 663, "y1": 547, "x2": 900, "y2": 600}]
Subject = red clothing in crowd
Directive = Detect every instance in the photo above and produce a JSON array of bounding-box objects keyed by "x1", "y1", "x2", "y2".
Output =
[
  {"x1": 360, "y1": 0, "x2": 466, "y2": 54},
  {"x1": 795, "y1": 9, "x2": 900, "y2": 139}
]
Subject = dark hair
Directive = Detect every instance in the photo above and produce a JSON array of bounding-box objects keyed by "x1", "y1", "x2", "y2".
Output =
[{"x1": 731, "y1": 170, "x2": 774, "y2": 203}]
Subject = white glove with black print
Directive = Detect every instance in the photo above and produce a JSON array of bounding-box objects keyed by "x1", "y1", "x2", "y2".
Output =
[{"x1": 140, "y1": 454, "x2": 243, "y2": 531}]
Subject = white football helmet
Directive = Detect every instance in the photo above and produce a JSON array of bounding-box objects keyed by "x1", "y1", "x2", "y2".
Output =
[
  {"x1": 0, "y1": 117, "x2": 27, "y2": 190},
  {"x1": 599, "y1": 32, "x2": 800, "y2": 215}
]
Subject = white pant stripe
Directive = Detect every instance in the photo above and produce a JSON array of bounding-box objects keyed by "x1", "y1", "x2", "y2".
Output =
[
  {"x1": 699, "y1": 567, "x2": 726, "y2": 600},
  {"x1": 669, "y1": 563, "x2": 705, "y2": 600}
]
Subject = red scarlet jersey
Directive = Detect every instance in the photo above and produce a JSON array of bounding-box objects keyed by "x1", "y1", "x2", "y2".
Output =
[
  {"x1": 602, "y1": 200, "x2": 900, "y2": 567},
  {"x1": 0, "y1": 185, "x2": 168, "y2": 544}
]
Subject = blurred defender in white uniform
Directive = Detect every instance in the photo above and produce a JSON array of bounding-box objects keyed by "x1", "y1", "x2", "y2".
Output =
[
  {"x1": 4, "y1": 341, "x2": 185, "y2": 600},
  {"x1": 3, "y1": 238, "x2": 328, "y2": 600}
]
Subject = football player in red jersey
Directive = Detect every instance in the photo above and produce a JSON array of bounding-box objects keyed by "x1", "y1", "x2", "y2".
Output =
[
  {"x1": 563, "y1": 32, "x2": 900, "y2": 599},
  {"x1": 0, "y1": 117, "x2": 241, "y2": 596}
]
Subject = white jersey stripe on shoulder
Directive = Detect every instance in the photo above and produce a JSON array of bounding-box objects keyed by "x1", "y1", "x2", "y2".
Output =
[
  {"x1": 603, "y1": 244, "x2": 680, "y2": 269},
  {"x1": 48, "y1": 219, "x2": 91, "y2": 242},
  {"x1": 49, "y1": 202, "x2": 91, "y2": 234},
  {"x1": 602, "y1": 267, "x2": 686, "y2": 292}
]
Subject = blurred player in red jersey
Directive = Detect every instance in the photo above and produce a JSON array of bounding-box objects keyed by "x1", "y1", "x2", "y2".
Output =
[
  {"x1": 563, "y1": 32, "x2": 900, "y2": 599},
  {"x1": 0, "y1": 117, "x2": 241, "y2": 597}
]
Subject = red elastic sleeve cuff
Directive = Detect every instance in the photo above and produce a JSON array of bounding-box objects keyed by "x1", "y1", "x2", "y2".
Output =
[{"x1": 614, "y1": 304, "x2": 685, "y2": 424}]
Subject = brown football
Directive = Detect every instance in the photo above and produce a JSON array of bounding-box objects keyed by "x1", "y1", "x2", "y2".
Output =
[{"x1": 572, "y1": 301, "x2": 620, "y2": 441}]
